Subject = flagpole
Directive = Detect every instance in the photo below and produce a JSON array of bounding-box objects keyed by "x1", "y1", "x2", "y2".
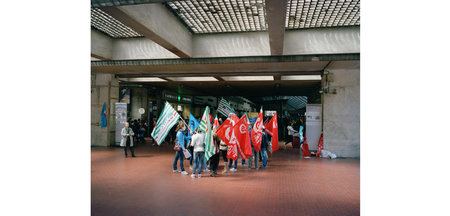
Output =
[{"x1": 178, "y1": 116, "x2": 191, "y2": 133}]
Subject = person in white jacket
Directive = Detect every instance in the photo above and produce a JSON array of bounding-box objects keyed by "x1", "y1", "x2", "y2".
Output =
[
  {"x1": 286, "y1": 124, "x2": 297, "y2": 147},
  {"x1": 190, "y1": 129, "x2": 206, "y2": 178},
  {"x1": 120, "y1": 122, "x2": 135, "y2": 158}
]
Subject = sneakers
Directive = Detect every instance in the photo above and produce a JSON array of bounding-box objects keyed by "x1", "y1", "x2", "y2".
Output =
[
  {"x1": 181, "y1": 171, "x2": 189, "y2": 175},
  {"x1": 230, "y1": 168, "x2": 237, "y2": 172},
  {"x1": 191, "y1": 174, "x2": 195, "y2": 178},
  {"x1": 204, "y1": 168, "x2": 210, "y2": 173},
  {"x1": 173, "y1": 170, "x2": 181, "y2": 173},
  {"x1": 198, "y1": 174, "x2": 201, "y2": 178},
  {"x1": 242, "y1": 163, "x2": 248, "y2": 167}
]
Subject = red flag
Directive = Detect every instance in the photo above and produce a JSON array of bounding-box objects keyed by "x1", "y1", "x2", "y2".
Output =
[
  {"x1": 229, "y1": 116, "x2": 253, "y2": 160},
  {"x1": 302, "y1": 135, "x2": 312, "y2": 157},
  {"x1": 213, "y1": 115, "x2": 219, "y2": 127},
  {"x1": 251, "y1": 107, "x2": 263, "y2": 152},
  {"x1": 316, "y1": 133, "x2": 324, "y2": 157},
  {"x1": 265, "y1": 112, "x2": 279, "y2": 152},
  {"x1": 209, "y1": 113, "x2": 214, "y2": 123},
  {"x1": 216, "y1": 114, "x2": 239, "y2": 160}
]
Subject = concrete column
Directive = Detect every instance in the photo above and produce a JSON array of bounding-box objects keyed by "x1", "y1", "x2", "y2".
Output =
[
  {"x1": 91, "y1": 73, "x2": 119, "y2": 146},
  {"x1": 322, "y1": 67, "x2": 360, "y2": 158}
]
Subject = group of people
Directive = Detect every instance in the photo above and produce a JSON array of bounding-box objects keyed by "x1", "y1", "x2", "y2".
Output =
[{"x1": 172, "y1": 118, "x2": 271, "y2": 178}]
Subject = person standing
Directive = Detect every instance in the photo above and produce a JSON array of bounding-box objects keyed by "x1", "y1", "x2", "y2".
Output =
[
  {"x1": 260, "y1": 126, "x2": 269, "y2": 168},
  {"x1": 209, "y1": 126, "x2": 221, "y2": 177},
  {"x1": 248, "y1": 127, "x2": 259, "y2": 170},
  {"x1": 190, "y1": 129, "x2": 205, "y2": 178},
  {"x1": 220, "y1": 139, "x2": 229, "y2": 174},
  {"x1": 173, "y1": 122, "x2": 189, "y2": 175},
  {"x1": 120, "y1": 122, "x2": 135, "y2": 158}
]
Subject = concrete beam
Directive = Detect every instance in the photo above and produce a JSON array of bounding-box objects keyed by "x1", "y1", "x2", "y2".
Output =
[
  {"x1": 91, "y1": 54, "x2": 359, "y2": 74},
  {"x1": 91, "y1": 29, "x2": 112, "y2": 60},
  {"x1": 192, "y1": 32, "x2": 270, "y2": 57},
  {"x1": 112, "y1": 38, "x2": 178, "y2": 60},
  {"x1": 266, "y1": 0, "x2": 288, "y2": 55},
  {"x1": 102, "y1": 4, "x2": 192, "y2": 58},
  {"x1": 284, "y1": 27, "x2": 360, "y2": 55}
]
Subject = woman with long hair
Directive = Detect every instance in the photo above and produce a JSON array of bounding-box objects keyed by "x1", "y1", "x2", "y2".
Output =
[{"x1": 173, "y1": 122, "x2": 189, "y2": 175}]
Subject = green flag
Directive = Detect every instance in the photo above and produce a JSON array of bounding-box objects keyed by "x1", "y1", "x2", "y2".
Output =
[
  {"x1": 204, "y1": 106, "x2": 215, "y2": 162},
  {"x1": 151, "y1": 101, "x2": 181, "y2": 145},
  {"x1": 198, "y1": 107, "x2": 209, "y2": 133}
]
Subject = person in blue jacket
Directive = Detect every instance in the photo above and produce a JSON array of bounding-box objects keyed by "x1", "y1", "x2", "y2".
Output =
[{"x1": 173, "y1": 122, "x2": 190, "y2": 175}]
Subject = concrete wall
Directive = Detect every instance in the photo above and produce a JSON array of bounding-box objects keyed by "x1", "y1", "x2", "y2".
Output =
[
  {"x1": 112, "y1": 38, "x2": 179, "y2": 60},
  {"x1": 192, "y1": 32, "x2": 270, "y2": 57},
  {"x1": 322, "y1": 67, "x2": 360, "y2": 158},
  {"x1": 91, "y1": 73, "x2": 119, "y2": 146}
]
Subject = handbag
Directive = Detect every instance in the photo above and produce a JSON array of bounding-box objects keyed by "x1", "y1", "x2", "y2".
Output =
[{"x1": 174, "y1": 144, "x2": 181, "y2": 151}]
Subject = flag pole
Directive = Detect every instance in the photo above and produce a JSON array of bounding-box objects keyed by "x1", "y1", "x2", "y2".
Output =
[{"x1": 179, "y1": 116, "x2": 191, "y2": 133}]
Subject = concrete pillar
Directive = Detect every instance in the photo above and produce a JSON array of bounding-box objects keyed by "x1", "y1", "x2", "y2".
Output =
[
  {"x1": 322, "y1": 68, "x2": 360, "y2": 158},
  {"x1": 91, "y1": 73, "x2": 119, "y2": 146}
]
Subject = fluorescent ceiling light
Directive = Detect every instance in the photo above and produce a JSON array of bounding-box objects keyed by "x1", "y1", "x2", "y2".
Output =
[
  {"x1": 222, "y1": 76, "x2": 274, "y2": 81},
  {"x1": 120, "y1": 77, "x2": 167, "y2": 82},
  {"x1": 281, "y1": 75, "x2": 322, "y2": 81},
  {"x1": 167, "y1": 77, "x2": 218, "y2": 81}
]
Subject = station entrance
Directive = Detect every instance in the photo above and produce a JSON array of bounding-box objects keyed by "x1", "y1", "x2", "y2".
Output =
[{"x1": 114, "y1": 72, "x2": 323, "y2": 152}]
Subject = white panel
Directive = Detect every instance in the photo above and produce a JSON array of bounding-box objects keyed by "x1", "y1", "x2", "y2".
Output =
[{"x1": 306, "y1": 104, "x2": 322, "y2": 151}]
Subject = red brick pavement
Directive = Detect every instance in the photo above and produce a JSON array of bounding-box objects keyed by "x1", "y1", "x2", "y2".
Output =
[{"x1": 91, "y1": 142, "x2": 360, "y2": 216}]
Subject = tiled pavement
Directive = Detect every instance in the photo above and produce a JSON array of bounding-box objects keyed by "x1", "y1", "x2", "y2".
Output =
[{"x1": 91, "y1": 142, "x2": 360, "y2": 216}]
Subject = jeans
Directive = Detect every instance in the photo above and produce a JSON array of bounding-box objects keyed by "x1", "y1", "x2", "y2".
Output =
[
  {"x1": 241, "y1": 158, "x2": 246, "y2": 165},
  {"x1": 193, "y1": 151, "x2": 205, "y2": 174},
  {"x1": 261, "y1": 147, "x2": 268, "y2": 167},
  {"x1": 248, "y1": 147, "x2": 259, "y2": 169},
  {"x1": 228, "y1": 158, "x2": 238, "y2": 169},
  {"x1": 173, "y1": 150, "x2": 185, "y2": 171}
]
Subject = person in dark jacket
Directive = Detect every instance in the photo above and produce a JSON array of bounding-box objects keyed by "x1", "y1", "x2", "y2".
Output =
[
  {"x1": 260, "y1": 126, "x2": 269, "y2": 168},
  {"x1": 209, "y1": 126, "x2": 221, "y2": 177}
]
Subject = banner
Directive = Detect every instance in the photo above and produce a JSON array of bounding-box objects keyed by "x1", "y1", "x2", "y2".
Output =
[
  {"x1": 216, "y1": 113, "x2": 239, "y2": 160},
  {"x1": 189, "y1": 112, "x2": 199, "y2": 133},
  {"x1": 229, "y1": 115, "x2": 253, "y2": 160},
  {"x1": 265, "y1": 112, "x2": 279, "y2": 152},
  {"x1": 316, "y1": 133, "x2": 324, "y2": 158},
  {"x1": 101, "y1": 102, "x2": 107, "y2": 128},
  {"x1": 198, "y1": 107, "x2": 209, "y2": 133},
  {"x1": 251, "y1": 107, "x2": 263, "y2": 152},
  {"x1": 213, "y1": 115, "x2": 219, "y2": 127},
  {"x1": 151, "y1": 101, "x2": 181, "y2": 145},
  {"x1": 302, "y1": 135, "x2": 312, "y2": 157},
  {"x1": 204, "y1": 107, "x2": 215, "y2": 162},
  {"x1": 217, "y1": 98, "x2": 235, "y2": 117},
  {"x1": 115, "y1": 103, "x2": 127, "y2": 145}
]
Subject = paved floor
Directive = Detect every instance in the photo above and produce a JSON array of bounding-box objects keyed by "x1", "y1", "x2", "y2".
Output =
[{"x1": 91, "y1": 141, "x2": 360, "y2": 216}]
